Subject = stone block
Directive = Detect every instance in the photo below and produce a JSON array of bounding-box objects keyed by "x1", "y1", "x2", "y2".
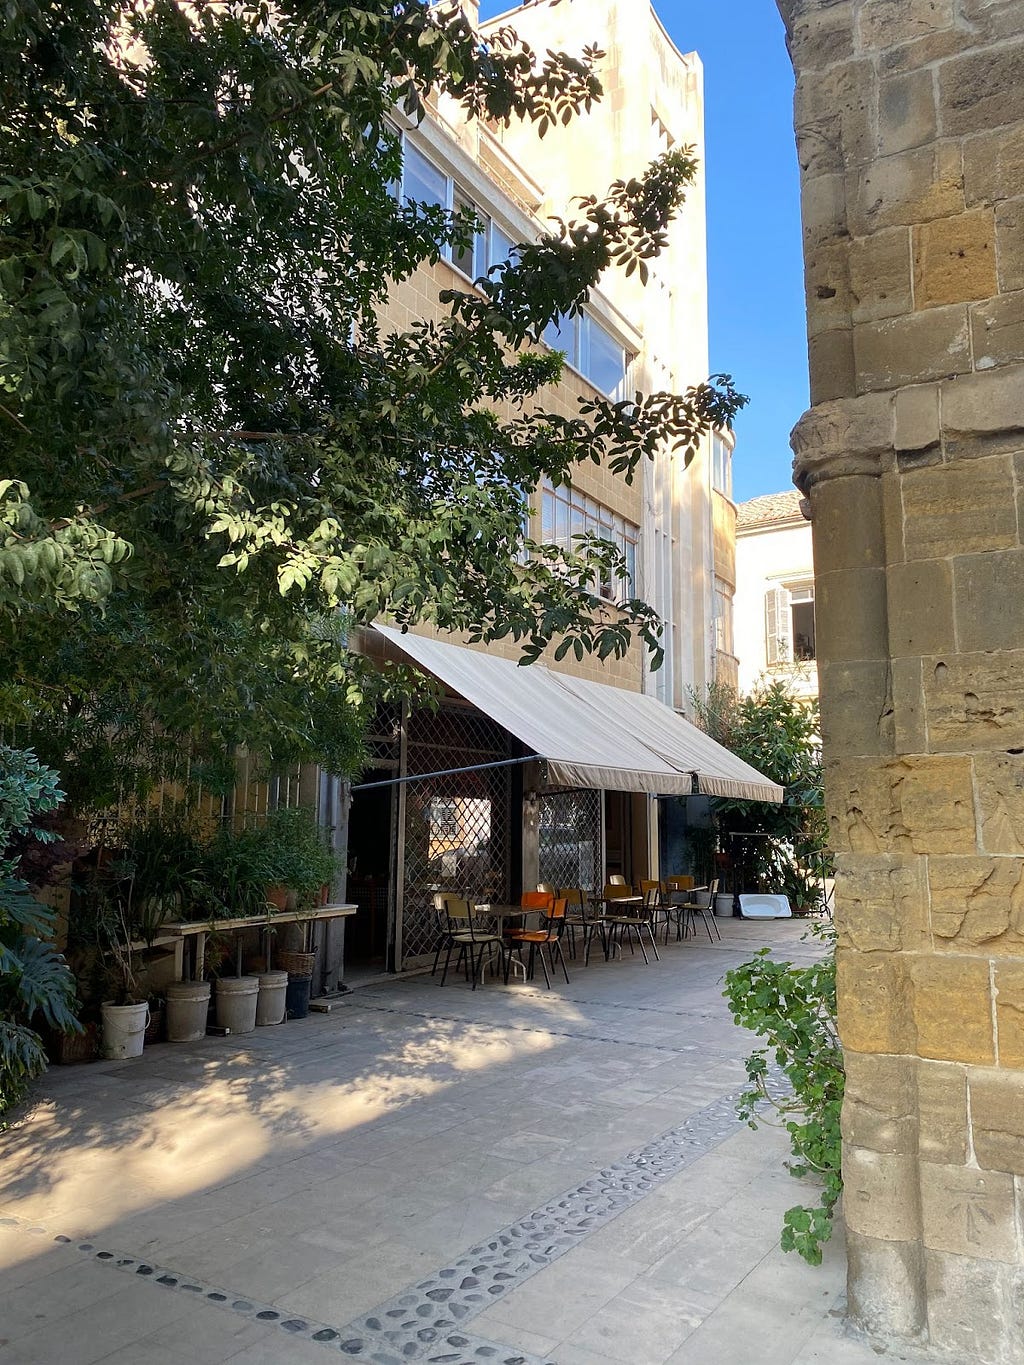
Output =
[
  {"x1": 996, "y1": 198, "x2": 1024, "y2": 293},
  {"x1": 943, "y1": 363, "x2": 1024, "y2": 445},
  {"x1": 804, "y1": 237, "x2": 853, "y2": 337},
  {"x1": 928, "y1": 854, "x2": 1024, "y2": 949},
  {"x1": 809, "y1": 474, "x2": 886, "y2": 571},
  {"x1": 964, "y1": 130, "x2": 1024, "y2": 208},
  {"x1": 894, "y1": 382, "x2": 940, "y2": 453},
  {"x1": 833, "y1": 850, "x2": 930, "y2": 950},
  {"x1": 815, "y1": 565, "x2": 888, "y2": 661},
  {"x1": 850, "y1": 142, "x2": 964, "y2": 235},
  {"x1": 924, "y1": 650, "x2": 1024, "y2": 753},
  {"x1": 854, "y1": 305, "x2": 971, "y2": 393},
  {"x1": 920, "y1": 1162, "x2": 1018, "y2": 1261},
  {"x1": 924, "y1": 1249, "x2": 1024, "y2": 1364},
  {"x1": 825, "y1": 759, "x2": 895, "y2": 854},
  {"x1": 901, "y1": 456, "x2": 1017, "y2": 559},
  {"x1": 856, "y1": 0, "x2": 954, "y2": 49},
  {"x1": 971, "y1": 291, "x2": 1024, "y2": 370},
  {"x1": 877, "y1": 67, "x2": 936, "y2": 157},
  {"x1": 836, "y1": 947, "x2": 915, "y2": 1053},
  {"x1": 843, "y1": 1050, "x2": 918, "y2": 1154},
  {"x1": 877, "y1": 26, "x2": 970, "y2": 77},
  {"x1": 969, "y1": 1069, "x2": 1024, "y2": 1175},
  {"x1": 896, "y1": 755, "x2": 976, "y2": 855},
  {"x1": 844, "y1": 1147, "x2": 923, "y2": 1241},
  {"x1": 917, "y1": 1058, "x2": 968, "y2": 1164},
  {"x1": 845, "y1": 1230, "x2": 926, "y2": 1340},
  {"x1": 890, "y1": 655, "x2": 927, "y2": 752},
  {"x1": 911, "y1": 953, "x2": 995, "y2": 1064},
  {"x1": 818, "y1": 658, "x2": 895, "y2": 757},
  {"x1": 791, "y1": 6, "x2": 856, "y2": 69},
  {"x1": 912, "y1": 209, "x2": 997, "y2": 308},
  {"x1": 940, "y1": 41, "x2": 1024, "y2": 138},
  {"x1": 887, "y1": 558, "x2": 954, "y2": 657},
  {"x1": 808, "y1": 326, "x2": 856, "y2": 403},
  {"x1": 994, "y1": 961, "x2": 1024, "y2": 1067},
  {"x1": 796, "y1": 58, "x2": 876, "y2": 173},
  {"x1": 955, "y1": 551, "x2": 1024, "y2": 653},
  {"x1": 976, "y1": 752, "x2": 1024, "y2": 855},
  {"x1": 849, "y1": 227, "x2": 913, "y2": 323},
  {"x1": 801, "y1": 171, "x2": 848, "y2": 248}
]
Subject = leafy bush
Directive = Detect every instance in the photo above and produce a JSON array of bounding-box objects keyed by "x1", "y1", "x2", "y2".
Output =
[
  {"x1": 0, "y1": 747, "x2": 80, "y2": 1118},
  {"x1": 722, "y1": 923, "x2": 843, "y2": 1264}
]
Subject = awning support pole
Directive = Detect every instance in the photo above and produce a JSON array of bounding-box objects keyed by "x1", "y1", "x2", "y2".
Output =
[{"x1": 351, "y1": 754, "x2": 543, "y2": 792}]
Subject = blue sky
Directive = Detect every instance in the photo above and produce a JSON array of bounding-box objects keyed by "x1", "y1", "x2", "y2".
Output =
[{"x1": 478, "y1": 0, "x2": 807, "y2": 502}]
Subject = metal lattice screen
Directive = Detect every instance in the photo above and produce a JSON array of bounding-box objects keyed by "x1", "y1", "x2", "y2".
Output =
[
  {"x1": 538, "y1": 788, "x2": 602, "y2": 892},
  {"x1": 400, "y1": 705, "x2": 512, "y2": 966}
]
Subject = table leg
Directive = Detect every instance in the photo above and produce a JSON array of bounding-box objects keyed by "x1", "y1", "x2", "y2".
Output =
[{"x1": 195, "y1": 931, "x2": 207, "y2": 981}]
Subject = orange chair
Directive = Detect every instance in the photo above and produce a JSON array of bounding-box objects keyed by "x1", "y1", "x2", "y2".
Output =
[{"x1": 505, "y1": 898, "x2": 570, "y2": 989}]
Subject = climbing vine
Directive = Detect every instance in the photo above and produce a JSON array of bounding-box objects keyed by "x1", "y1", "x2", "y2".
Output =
[{"x1": 722, "y1": 922, "x2": 843, "y2": 1264}]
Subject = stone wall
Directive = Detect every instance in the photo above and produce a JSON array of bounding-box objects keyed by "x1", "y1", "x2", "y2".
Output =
[{"x1": 779, "y1": 0, "x2": 1024, "y2": 1358}]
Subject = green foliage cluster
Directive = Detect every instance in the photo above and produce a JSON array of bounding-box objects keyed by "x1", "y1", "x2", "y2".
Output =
[
  {"x1": 0, "y1": 747, "x2": 80, "y2": 1118},
  {"x1": 691, "y1": 681, "x2": 830, "y2": 910},
  {"x1": 723, "y1": 924, "x2": 843, "y2": 1264},
  {"x1": 1, "y1": 0, "x2": 744, "y2": 818}
]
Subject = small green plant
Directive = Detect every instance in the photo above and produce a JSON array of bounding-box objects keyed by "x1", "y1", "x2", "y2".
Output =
[
  {"x1": 722, "y1": 922, "x2": 843, "y2": 1264},
  {"x1": 257, "y1": 807, "x2": 338, "y2": 908}
]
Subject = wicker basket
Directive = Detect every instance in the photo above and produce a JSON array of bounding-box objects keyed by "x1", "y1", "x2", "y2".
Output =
[
  {"x1": 144, "y1": 1003, "x2": 165, "y2": 1044},
  {"x1": 278, "y1": 950, "x2": 316, "y2": 978},
  {"x1": 49, "y1": 1023, "x2": 99, "y2": 1065}
]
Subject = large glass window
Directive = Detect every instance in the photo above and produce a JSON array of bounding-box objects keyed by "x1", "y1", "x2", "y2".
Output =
[
  {"x1": 712, "y1": 432, "x2": 733, "y2": 499},
  {"x1": 539, "y1": 478, "x2": 638, "y2": 600},
  {"x1": 402, "y1": 143, "x2": 447, "y2": 209}
]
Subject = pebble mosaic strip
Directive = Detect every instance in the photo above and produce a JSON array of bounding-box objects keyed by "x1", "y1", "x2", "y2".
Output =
[{"x1": 334, "y1": 1074, "x2": 791, "y2": 1361}]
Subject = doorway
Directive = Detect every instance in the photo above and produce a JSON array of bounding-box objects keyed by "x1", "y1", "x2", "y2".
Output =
[{"x1": 344, "y1": 767, "x2": 396, "y2": 971}]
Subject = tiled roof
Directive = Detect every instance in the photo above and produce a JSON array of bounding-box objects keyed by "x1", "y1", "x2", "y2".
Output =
[{"x1": 736, "y1": 489, "x2": 805, "y2": 529}]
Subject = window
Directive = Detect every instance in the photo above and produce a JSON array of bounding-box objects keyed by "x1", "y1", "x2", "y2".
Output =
[
  {"x1": 713, "y1": 586, "x2": 734, "y2": 657},
  {"x1": 539, "y1": 478, "x2": 638, "y2": 601},
  {"x1": 400, "y1": 138, "x2": 517, "y2": 283},
  {"x1": 712, "y1": 432, "x2": 733, "y2": 500},
  {"x1": 543, "y1": 311, "x2": 627, "y2": 396},
  {"x1": 766, "y1": 583, "x2": 815, "y2": 665},
  {"x1": 402, "y1": 143, "x2": 447, "y2": 209}
]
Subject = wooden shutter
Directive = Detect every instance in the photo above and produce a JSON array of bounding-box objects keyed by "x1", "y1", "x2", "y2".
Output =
[{"x1": 765, "y1": 585, "x2": 791, "y2": 665}]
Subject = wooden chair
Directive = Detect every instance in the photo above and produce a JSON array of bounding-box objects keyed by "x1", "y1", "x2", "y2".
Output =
[
  {"x1": 438, "y1": 896, "x2": 507, "y2": 989},
  {"x1": 557, "y1": 885, "x2": 602, "y2": 962},
  {"x1": 598, "y1": 883, "x2": 659, "y2": 964},
  {"x1": 505, "y1": 898, "x2": 570, "y2": 988}
]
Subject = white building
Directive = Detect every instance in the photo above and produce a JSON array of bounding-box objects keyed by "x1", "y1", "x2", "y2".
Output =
[{"x1": 734, "y1": 490, "x2": 818, "y2": 700}]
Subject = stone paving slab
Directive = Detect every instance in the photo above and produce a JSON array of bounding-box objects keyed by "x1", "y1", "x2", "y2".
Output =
[{"x1": 0, "y1": 921, "x2": 924, "y2": 1364}]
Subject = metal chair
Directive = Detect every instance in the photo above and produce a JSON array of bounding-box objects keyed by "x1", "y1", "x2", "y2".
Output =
[
  {"x1": 640, "y1": 879, "x2": 672, "y2": 943},
  {"x1": 439, "y1": 896, "x2": 507, "y2": 989},
  {"x1": 557, "y1": 885, "x2": 603, "y2": 962},
  {"x1": 505, "y1": 898, "x2": 570, "y2": 988},
  {"x1": 682, "y1": 878, "x2": 721, "y2": 942},
  {"x1": 609, "y1": 873, "x2": 629, "y2": 886},
  {"x1": 664, "y1": 875, "x2": 695, "y2": 942},
  {"x1": 597, "y1": 883, "x2": 660, "y2": 964}
]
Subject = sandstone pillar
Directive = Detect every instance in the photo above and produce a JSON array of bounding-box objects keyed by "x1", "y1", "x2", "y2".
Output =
[{"x1": 778, "y1": 0, "x2": 1024, "y2": 1358}]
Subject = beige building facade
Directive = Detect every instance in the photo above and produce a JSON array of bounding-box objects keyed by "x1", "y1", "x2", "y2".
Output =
[
  {"x1": 343, "y1": 0, "x2": 742, "y2": 974},
  {"x1": 782, "y1": 0, "x2": 1024, "y2": 1358}
]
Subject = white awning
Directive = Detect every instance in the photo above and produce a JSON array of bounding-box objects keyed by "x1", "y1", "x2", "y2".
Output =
[{"x1": 373, "y1": 625, "x2": 782, "y2": 803}]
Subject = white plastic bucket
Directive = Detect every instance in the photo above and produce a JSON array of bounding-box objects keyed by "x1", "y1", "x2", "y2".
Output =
[
  {"x1": 101, "y1": 1001, "x2": 150, "y2": 1060},
  {"x1": 256, "y1": 971, "x2": 289, "y2": 1026},
  {"x1": 215, "y1": 976, "x2": 260, "y2": 1034},
  {"x1": 165, "y1": 980, "x2": 212, "y2": 1042}
]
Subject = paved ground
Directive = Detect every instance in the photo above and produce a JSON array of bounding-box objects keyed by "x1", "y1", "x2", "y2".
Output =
[{"x1": 0, "y1": 920, "x2": 923, "y2": 1365}]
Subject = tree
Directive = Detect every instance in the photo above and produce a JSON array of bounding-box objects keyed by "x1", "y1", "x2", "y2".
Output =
[
  {"x1": 1, "y1": 0, "x2": 744, "y2": 812},
  {"x1": 690, "y1": 681, "x2": 829, "y2": 910}
]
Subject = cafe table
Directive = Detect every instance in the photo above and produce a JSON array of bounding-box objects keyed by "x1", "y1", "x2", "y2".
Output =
[{"x1": 472, "y1": 904, "x2": 542, "y2": 980}]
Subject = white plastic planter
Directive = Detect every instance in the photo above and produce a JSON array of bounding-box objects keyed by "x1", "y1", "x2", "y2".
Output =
[
  {"x1": 255, "y1": 971, "x2": 289, "y2": 1026},
  {"x1": 101, "y1": 1001, "x2": 150, "y2": 1060},
  {"x1": 165, "y1": 980, "x2": 212, "y2": 1042},
  {"x1": 214, "y1": 976, "x2": 259, "y2": 1034}
]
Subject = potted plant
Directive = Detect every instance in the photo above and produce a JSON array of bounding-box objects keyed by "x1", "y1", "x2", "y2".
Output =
[
  {"x1": 203, "y1": 823, "x2": 275, "y2": 918},
  {"x1": 256, "y1": 807, "x2": 338, "y2": 912}
]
